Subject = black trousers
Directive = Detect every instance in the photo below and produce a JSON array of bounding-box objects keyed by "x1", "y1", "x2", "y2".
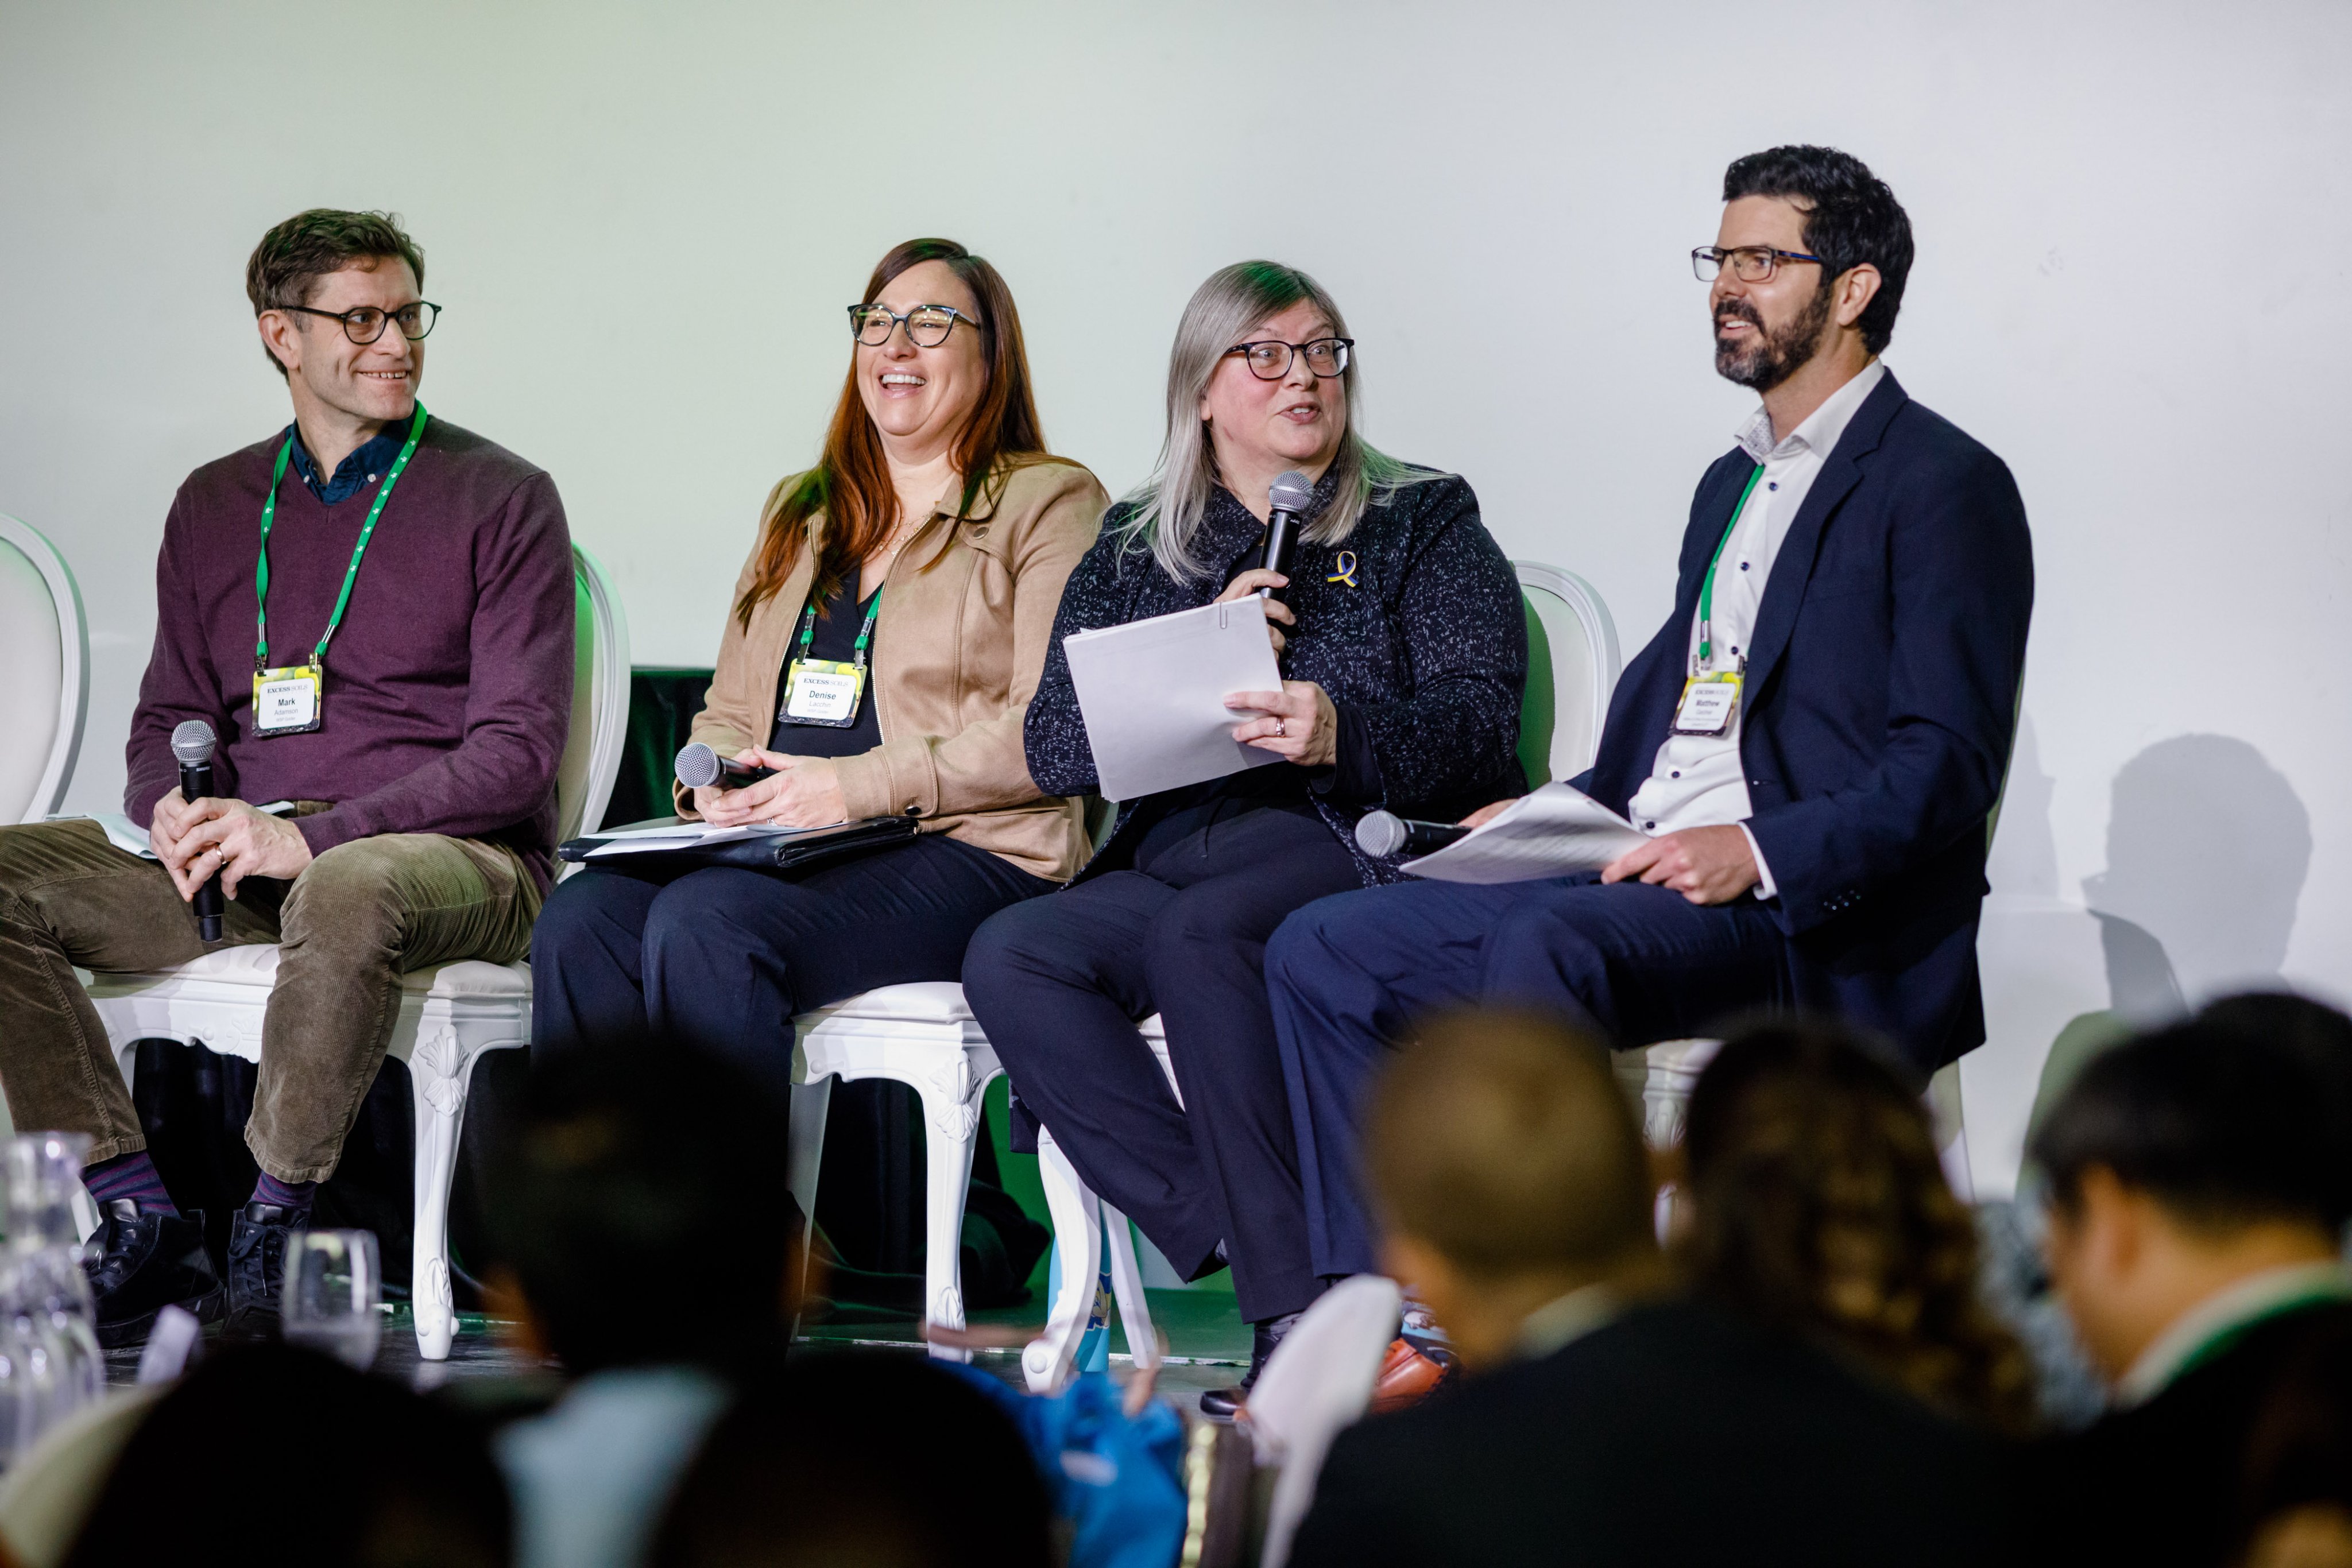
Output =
[
  {"x1": 531, "y1": 834, "x2": 1050, "y2": 1094},
  {"x1": 962, "y1": 803, "x2": 1361, "y2": 1323}
]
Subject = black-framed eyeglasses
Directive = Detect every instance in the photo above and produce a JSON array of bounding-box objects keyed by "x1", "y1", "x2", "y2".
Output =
[
  {"x1": 1692, "y1": 246, "x2": 1823, "y2": 284},
  {"x1": 849, "y1": 303, "x2": 982, "y2": 347},
  {"x1": 1225, "y1": 336, "x2": 1353, "y2": 381},
  {"x1": 280, "y1": 301, "x2": 440, "y2": 344}
]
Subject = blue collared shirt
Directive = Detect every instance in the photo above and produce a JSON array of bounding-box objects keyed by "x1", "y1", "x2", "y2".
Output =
[{"x1": 283, "y1": 417, "x2": 412, "y2": 505}]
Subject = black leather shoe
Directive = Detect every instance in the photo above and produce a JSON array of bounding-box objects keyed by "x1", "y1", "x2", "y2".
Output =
[
  {"x1": 85, "y1": 1199, "x2": 225, "y2": 1349},
  {"x1": 223, "y1": 1201, "x2": 301, "y2": 1339},
  {"x1": 1200, "y1": 1311, "x2": 1301, "y2": 1420}
]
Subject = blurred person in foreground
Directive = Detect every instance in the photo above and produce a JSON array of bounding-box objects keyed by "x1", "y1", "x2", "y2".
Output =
[
  {"x1": 2030, "y1": 1001, "x2": 2352, "y2": 1567},
  {"x1": 649, "y1": 1351, "x2": 1051, "y2": 1568},
  {"x1": 63, "y1": 1342, "x2": 508, "y2": 1567},
  {"x1": 1678, "y1": 1019, "x2": 2037, "y2": 1435},
  {"x1": 0, "y1": 207, "x2": 574, "y2": 1341},
  {"x1": 1287, "y1": 1010, "x2": 2019, "y2": 1568},
  {"x1": 485, "y1": 1040, "x2": 801, "y2": 1568}
]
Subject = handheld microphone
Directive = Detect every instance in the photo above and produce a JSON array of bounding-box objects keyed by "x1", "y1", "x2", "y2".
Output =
[
  {"x1": 1258, "y1": 469, "x2": 1313, "y2": 605},
  {"x1": 675, "y1": 741, "x2": 776, "y2": 792},
  {"x1": 170, "y1": 720, "x2": 225, "y2": 941},
  {"x1": 1355, "y1": 810, "x2": 1473, "y2": 860}
]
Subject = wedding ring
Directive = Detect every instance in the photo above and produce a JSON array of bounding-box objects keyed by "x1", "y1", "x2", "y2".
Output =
[{"x1": 1274, "y1": 719, "x2": 1286, "y2": 737}]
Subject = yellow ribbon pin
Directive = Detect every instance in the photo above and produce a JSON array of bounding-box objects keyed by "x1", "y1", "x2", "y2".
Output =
[{"x1": 1326, "y1": 550, "x2": 1358, "y2": 588}]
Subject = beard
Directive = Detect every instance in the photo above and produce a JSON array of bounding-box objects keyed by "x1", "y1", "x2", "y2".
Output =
[{"x1": 1713, "y1": 281, "x2": 1833, "y2": 392}]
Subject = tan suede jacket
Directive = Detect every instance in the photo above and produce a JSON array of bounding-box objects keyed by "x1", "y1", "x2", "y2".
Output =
[{"x1": 676, "y1": 459, "x2": 1108, "y2": 882}]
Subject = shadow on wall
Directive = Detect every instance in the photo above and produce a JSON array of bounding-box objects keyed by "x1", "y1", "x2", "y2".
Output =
[{"x1": 2083, "y1": 733, "x2": 2311, "y2": 1009}]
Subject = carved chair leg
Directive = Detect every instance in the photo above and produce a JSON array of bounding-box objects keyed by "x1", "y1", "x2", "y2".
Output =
[
  {"x1": 406, "y1": 1029, "x2": 483, "y2": 1363},
  {"x1": 1023, "y1": 1126, "x2": 1105, "y2": 1395},
  {"x1": 911, "y1": 1064, "x2": 989, "y2": 1361},
  {"x1": 1102, "y1": 1203, "x2": 1161, "y2": 1372},
  {"x1": 786, "y1": 1077, "x2": 832, "y2": 1334}
]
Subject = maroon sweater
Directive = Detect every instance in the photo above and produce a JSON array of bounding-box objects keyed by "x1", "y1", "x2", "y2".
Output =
[{"x1": 126, "y1": 417, "x2": 575, "y2": 891}]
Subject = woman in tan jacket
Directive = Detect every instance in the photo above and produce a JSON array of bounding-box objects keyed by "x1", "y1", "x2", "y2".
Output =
[{"x1": 531, "y1": 238, "x2": 1105, "y2": 1066}]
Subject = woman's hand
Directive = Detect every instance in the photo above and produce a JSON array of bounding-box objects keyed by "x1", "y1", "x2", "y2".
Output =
[
  {"x1": 1458, "y1": 800, "x2": 1514, "y2": 830},
  {"x1": 1215, "y1": 571, "x2": 1293, "y2": 655},
  {"x1": 695, "y1": 749, "x2": 850, "y2": 829},
  {"x1": 1226, "y1": 682, "x2": 1339, "y2": 768}
]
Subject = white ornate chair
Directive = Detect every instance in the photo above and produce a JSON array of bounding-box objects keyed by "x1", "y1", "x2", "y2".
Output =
[
  {"x1": 79, "y1": 544, "x2": 630, "y2": 1360},
  {"x1": 0, "y1": 514, "x2": 90, "y2": 826}
]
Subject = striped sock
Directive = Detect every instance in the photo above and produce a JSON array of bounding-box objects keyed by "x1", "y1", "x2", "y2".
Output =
[
  {"x1": 250, "y1": 1170, "x2": 316, "y2": 1215},
  {"x1": 84, "y1": 1151, "x2": 179, "y2": 1218}
]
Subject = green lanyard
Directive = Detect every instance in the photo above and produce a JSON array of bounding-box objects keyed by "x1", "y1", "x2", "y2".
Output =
[
  {"x1": 1696, "y1": 462, "x2": 1766, "y2": 672},
  {"x1": 795, "y1": 583, "x2": 884, "y2": 671},
  {"x1": 253, "y1": 403, "x2": 428, "y2": 674}
]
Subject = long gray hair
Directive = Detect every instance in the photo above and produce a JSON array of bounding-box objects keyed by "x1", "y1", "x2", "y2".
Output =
[{"x1": 1117, "y1": 260, "x2": 1433, "y2": 582}]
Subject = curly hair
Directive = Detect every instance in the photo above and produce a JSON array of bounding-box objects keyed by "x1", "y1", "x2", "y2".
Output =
[
  {"x1": 1722, "y1": 145, "x2": 1913, "y2": 355},
  {"x1": 1677, "y1": 1020, "x2": 2037, "y2": 1435}
]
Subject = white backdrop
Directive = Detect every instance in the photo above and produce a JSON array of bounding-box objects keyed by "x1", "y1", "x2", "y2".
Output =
[{"x1": 5, "y1": 0, "x2": 2346, "y2": 1187}]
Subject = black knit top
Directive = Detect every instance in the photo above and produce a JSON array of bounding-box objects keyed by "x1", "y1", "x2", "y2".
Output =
[{"x1": 1024, "y1": 466, "x2": 1528, "y2": 886}]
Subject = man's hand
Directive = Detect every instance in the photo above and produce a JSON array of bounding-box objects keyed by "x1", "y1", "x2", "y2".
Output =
[
  {"x1": 160, "y1": 796, "x2": 314, "y2": 901},
  {"x1": 696, "y1": 749, "x2": 849, "y2": 830},
  {"x1": 1225, "y1": 682, "x2": 1337, "y2": 768},
  {"x1": 1215, "y1": 570, "x2": 1293, "y2": 655},
  {"x1": 1602, "y1": 824, "x2": 1759, "y2": 906}
]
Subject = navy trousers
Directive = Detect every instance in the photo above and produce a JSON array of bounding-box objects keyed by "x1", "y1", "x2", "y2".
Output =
[
  {"x1": 1266, "y1": 873, "x2": 1792, "y2": 1280},
  {"x1": 531, "y1": 834, "x2": 1049, "y2": 1093},
  {"x1": 963, "y1": 804, "x2": 1361, "y2": 1323}
]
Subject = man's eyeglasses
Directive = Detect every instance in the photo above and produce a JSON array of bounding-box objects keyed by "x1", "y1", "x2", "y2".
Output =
[
  {"x1": 849, "y1": 303, "x2": 982, "y2": 347},
  {"x1": 1225, "y1": 336, "x2": 1353, "y2": 381},
  {"x1": 280, "y1": 301, "x2": 440, "y2": 344},
  {"x1": 1691, "y1": 246, "x2": 1823, "y2": 284}
]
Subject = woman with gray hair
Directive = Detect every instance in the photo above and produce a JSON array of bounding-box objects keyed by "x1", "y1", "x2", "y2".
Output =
[{"x1": 964, "y1": 260, "x2": 1526, "y2": 1414}]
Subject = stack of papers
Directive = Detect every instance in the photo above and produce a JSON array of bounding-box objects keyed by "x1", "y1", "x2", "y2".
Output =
[
  {"x1": 1063, "y1": 597, "x2": 1287, "y2": 801},
  {"x1": 1399, "y1": 783, "x2": 1650, "y2": 884},
  {"x1": 577, "y1": 821, "x2": 834, "y2": 860}
]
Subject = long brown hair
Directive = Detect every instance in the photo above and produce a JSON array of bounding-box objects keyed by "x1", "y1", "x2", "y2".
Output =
[
  {"x1": 1677, "y1": 1021, "x2": 2038, "y2": 1435},
  {"x1": 736, "y1": 238, "x2": 1051, "y2": 628}
]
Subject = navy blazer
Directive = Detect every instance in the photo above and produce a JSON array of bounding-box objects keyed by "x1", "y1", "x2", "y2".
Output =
[{"x1": 1576, "y1": 371, "x2": 2033, "y2": 1073}]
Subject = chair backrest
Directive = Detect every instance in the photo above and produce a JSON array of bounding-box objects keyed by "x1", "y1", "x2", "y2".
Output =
[
  {"x1": 1512, "y1": 561, "x2": 1620, "y2": 787},
  {"x1": 0, "y1": 516, "x2": 89, "y2": 824},
  {"x1": 555, "y1": 544, "x2": 632, "y2": 843}
]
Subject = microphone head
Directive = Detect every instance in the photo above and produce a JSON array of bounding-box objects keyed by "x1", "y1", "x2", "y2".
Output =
[
  {"x1": 675, "y1": 742, "x2": 722, "y2": 789},
  {"x1": 1268, "y1": 470, "x2": 1313, "y2": 515},
  {"x1": 1353, "y1": 810, "x2": 1407, "y2": 859},
  {"x1": 169, "y1": 719, "x2": 216, "y2": 767}
]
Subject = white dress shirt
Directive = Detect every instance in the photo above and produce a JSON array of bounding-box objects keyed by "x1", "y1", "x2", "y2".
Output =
[{"x1": 1626, "y1": 358, "x2": 1887, "y2": 899}]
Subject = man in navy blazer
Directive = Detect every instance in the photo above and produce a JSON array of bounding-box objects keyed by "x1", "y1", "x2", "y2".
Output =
[{"x1": 1262, "y1": 145, "x2": 2033, "y2": 1291}]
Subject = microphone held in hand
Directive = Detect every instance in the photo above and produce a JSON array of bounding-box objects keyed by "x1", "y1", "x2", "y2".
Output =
[
  {"x1": 1354, "y1": 810, "x2": 1472, "y2": 860},
  {"x1": 169, "y1": 720, "x2": 225, "y2": 941},
  {"x1": 675, "y1": 742, "x2": 776, "y2": 792},
  {"x1": 1258, "y1": 469, "x2": 1313, "y2": 605}
]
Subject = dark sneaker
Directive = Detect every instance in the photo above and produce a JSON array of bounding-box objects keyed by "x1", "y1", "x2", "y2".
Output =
[
  {"x1": 223, "y1": 1201, "x2": 301, "y2": 1340},
  {"x1": 1200, "y1": 1311, "x2": 1301, "y2": 1421},
  {"x1": 85, "y1": 1199, "x2": 225, "y2": 1349}
]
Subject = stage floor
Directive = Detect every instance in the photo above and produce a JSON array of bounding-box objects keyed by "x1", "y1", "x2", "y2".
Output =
[{"x1": 103, "y1": 1288, "x2": 1255, "y2": 1408}]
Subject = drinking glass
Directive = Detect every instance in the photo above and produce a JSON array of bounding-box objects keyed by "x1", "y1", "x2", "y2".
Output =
[{"x1": 281, "y1": 1230, "x2": 381, "y2": 1371}]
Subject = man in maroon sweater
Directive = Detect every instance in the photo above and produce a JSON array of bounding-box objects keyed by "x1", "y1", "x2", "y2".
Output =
[{"x1": 0, "y1": 210, "x2": 574, "y2": 1344}]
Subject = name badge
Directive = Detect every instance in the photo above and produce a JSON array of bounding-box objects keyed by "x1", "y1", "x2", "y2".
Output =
[
  {"x1": 1670, "y1": 671, "x2": 1740, "y2": 737},
  {"x1": 781, "y1": 658, "x2": 865, "y2": 727},
  {"x1": 252, "y1": 663, "x2": 323, "y2": 737}
]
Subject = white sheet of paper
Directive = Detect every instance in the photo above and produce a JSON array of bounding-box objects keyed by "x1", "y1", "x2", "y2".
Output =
[
  {"x1": 1063, "y1": 597, "x2": 1287, "y2": 802},
  {"x1": 51, "y1": 802, "x2": 297, "y2": 861},
  {"x1": 581, "y1": 821, "x2": 842, "y2": 859},
  {"x1": 1399, "y1": 782, "x2": 1651, "y2": 884}
]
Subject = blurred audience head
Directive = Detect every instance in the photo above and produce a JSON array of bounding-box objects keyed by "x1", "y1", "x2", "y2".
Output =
[
  {"x1": 2028, "y1": 1003, "x2": 2352, "y2": 1382},
  {"x1": 649, "y1": 1351, "x2": 1051, "y2": 1568},
  {"x1": 65, "y1": 1344, "x2": 508, "y2": 1568},
  {"x1": 1678, "y1": 1020, "x2": 2037, "y2": 1433},
  {"x1": 487, "y1": 1038, "x2": 800, "y2": 1378},
  {"x1": 1366, "y1": 1009, "x2": 1655, "y2": 1367}
]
